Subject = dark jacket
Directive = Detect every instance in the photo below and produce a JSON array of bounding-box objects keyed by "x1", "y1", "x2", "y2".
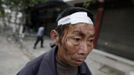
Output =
[{"x1": 17, "y1": 47, "x2": 92, "y2": 75}]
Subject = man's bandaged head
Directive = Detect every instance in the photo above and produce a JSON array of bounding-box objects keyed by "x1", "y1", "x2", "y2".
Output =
[{"x1": 56, "y1": 7, "x2": 94, "y2": 26}]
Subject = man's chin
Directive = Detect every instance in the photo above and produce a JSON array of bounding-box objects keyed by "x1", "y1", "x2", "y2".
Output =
[{"x1": 71, "y1": 61, "x2": 84, "y2": 67}]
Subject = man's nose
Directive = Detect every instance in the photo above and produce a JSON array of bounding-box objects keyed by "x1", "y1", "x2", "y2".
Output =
[{"x1": 78, "y1": 42, "x2": 88, "y2": 55}]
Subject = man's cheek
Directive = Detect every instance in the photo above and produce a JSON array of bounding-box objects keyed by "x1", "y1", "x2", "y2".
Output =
[
  {"x1": 66, "y1": 40, "x2": 78, "y2": 53},
  {"x1": 66, "y1": 40, "x2": 72, "y2": 47}
]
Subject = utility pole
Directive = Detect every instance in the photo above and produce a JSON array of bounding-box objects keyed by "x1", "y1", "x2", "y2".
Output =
[{"x1": 94, "y1": 0, "x2": 104, "y2": 48}]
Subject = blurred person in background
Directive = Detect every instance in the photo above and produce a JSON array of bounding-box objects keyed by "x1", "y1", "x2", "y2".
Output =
[{"x1": 33, "y1": 25, "x2": 45, "y2": 49}]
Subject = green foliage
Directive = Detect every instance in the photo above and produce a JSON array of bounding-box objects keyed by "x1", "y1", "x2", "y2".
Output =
[
  {"x1": 1, "y1": 0, "x2": 48, "y2": 10},
  {"x1": 83, "y1": 0, "x2": 96, "y2": 8},
  {"x1": 0, "y1": 0, "x2": 48, "y2": 17},
  {"x1": 0, "y1": 0, "x2": 4, "y2": 15},
  {"x1": 0, "y1": 11, "x2": 4, "y2": 16}
]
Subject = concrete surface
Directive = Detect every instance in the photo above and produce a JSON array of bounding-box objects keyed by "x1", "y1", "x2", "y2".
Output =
[{"x1": 0, "y1": 36, "x2": 29, "y2": 75}]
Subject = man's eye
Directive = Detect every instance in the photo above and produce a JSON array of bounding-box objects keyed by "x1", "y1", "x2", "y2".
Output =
[
  {"x1": 88, "y1": 39, "x2": 94, "y2": 43},
  {"x1": 75, "y1": 38, "x2": 80, "y2": 41},
  {"x1": 73, "y1": 38, "x2": 81, "y2": 41}
]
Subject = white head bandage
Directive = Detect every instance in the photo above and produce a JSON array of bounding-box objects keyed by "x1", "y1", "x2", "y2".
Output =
[{"x1": 58, "y1": 12, "x2": 93, "y2": 26}]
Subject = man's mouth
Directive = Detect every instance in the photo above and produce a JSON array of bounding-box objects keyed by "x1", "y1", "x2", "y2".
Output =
[{"x1": 74, "y1": 58, "x2": 85, "y2": 64}]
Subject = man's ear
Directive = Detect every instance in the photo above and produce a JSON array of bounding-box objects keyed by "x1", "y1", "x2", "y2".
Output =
[{"x1": 50, "y1": 30, "x2": 59, "y2": 44}]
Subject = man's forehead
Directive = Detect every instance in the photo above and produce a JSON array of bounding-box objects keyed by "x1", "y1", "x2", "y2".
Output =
[
  {"x1": 69, "y1": 23, "x2": 94, "y2": 31},
  {"x1": 66, "y1": 24, "x2": 95, "y2": 36}
]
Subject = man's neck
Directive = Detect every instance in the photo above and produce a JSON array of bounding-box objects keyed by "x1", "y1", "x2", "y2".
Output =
[{"x1": 56, "y1": 56, "x2": 78, "y2": 75}]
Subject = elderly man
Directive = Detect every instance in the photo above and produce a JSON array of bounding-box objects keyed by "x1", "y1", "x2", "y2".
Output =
[{"x1": 17, "y1": 7, "x2": 95, "y2": 75}]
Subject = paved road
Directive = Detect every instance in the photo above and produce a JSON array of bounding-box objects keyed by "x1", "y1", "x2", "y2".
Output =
[{"x1": 0, "y1": 36, "x2": 29, "y2": 75}]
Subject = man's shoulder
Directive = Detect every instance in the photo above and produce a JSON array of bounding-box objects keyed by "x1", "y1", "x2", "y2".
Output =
[
  {"x1": 28, "y1": 48, "x2": 55, "y2": 66},
  {"x1": 27, "y1": 51, "x2": 49, "y2": 66},
  {"x1": 17, "y1": 42, "x2": 56, "y2": 75},
  {"x1": 40, "y1": 27, "x2": 45, "y2": 29},
  {"x1": 17, "y1": 52, "x2": 49, "y2": 75}
]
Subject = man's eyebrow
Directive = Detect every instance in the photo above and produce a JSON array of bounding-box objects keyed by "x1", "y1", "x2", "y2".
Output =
[
  {"x1": 72, "y1": 30, "x2": 95, "y2": 37},
  {"x1": 88, "y1": 33, "x2": 95, "y2": 38},
  {"x1": 72, "y1": 31, "x2": 85, "y2": 36}
]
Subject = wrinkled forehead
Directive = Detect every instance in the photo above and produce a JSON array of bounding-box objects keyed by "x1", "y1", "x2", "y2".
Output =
[{"x1": 64, "y1": 23, "x2": 95, "y2": 36}]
